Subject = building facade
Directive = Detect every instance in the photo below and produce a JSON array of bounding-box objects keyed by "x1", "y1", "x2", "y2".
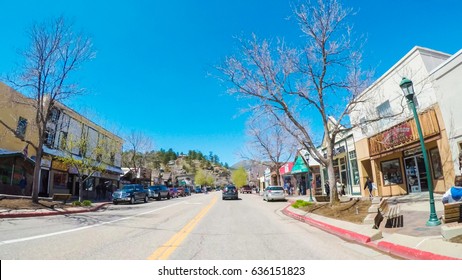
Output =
[
  {"x1": 0, "y1": 82, "x2": 123, "y2": 198},
  {"x1": 349, "y1": 47, "x2": 455, "y2": 198}
]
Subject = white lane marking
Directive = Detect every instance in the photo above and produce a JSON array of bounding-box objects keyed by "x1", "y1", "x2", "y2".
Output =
[{"x1": 0, "y1": 201, "x2": 186, "y2": 246}]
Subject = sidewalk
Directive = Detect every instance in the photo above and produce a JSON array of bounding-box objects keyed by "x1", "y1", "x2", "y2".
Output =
[{"x1": 283, "y1": 192, "x2": 462, "y2": 260}]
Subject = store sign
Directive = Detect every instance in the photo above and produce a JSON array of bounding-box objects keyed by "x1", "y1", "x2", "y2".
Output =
[
  {"x1": 382, "y1": 123, "x2": 413, "y2": 148},
  {"x1": 279, "y1": 162, "x2": 294, "y2": 175}
]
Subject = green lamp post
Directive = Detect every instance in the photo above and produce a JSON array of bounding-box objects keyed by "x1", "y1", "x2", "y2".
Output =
[
  {"x1": 399, "y1": 77, "x2": 441, "y2": 226},
  {"x1": 305, "y1": 152, "x2": 314, "y2": 202}
]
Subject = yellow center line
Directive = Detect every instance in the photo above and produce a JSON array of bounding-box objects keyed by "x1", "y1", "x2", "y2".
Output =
[{"x1": 148, "y1": 195, "x2": 218, "y2": 260}]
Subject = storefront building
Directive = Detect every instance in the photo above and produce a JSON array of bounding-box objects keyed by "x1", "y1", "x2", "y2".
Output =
[
  {"x1": 350, "y1": 46, "x2": 454, "y2": 197},
  {"x1": 279, "y1": 162, "x2": 294, "y2": 191},
  {"x1": 0, "y1": 82, "x2": 123, "y2": 198}
]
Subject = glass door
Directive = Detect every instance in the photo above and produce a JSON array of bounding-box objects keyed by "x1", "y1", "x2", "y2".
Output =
[
  {"x1": 415, "y1": 154, "x2": 428, "y2": 191},
  {"x1": 404, "y1": 156, "x2": 420, "y2": 193}
]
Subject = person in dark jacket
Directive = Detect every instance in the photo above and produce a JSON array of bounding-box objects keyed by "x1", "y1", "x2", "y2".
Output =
[{"x1": 364, "y1": 177, "x2": 374, "y2": 198}]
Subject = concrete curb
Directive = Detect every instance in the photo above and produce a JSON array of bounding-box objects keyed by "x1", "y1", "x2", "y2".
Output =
[
  {"x1": 282, "y1": 202, "x2": 461, "y2": 260},
  {"x1": 0, "y1": 202, "x2": 111, "y2": 219}
]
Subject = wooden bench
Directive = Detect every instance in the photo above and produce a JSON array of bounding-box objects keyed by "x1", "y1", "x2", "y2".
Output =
[
  {"x1": 373, "y1": 199, "x2": 403, "y2": 229},
  {"x1": 443, "y1": 201, "x2": 462, "y2": 224},
  {"x1": 52, "y1": 193, "x2": 72, "y2": 204}
]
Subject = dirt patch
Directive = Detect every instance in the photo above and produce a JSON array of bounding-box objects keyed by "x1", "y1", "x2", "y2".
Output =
[
  {"x1": 298, "y1": 198, "x2": 372, "y2": 224},
  {"x1": 0, "y1": 198, "x2": 74, "y2": 209}
]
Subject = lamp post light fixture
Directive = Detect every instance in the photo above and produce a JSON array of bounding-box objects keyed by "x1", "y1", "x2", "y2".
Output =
[{"x1": 399, "y1": 77, "x2": 441, "y2": 226}]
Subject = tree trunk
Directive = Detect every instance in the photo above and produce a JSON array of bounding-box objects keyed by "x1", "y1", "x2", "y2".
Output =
[
  {"x1": 327, "y1": 160, "x2": 340, "y2": 206},
  {"x1": 31, "y1": 141, "x2": 44, "y2": 203}
]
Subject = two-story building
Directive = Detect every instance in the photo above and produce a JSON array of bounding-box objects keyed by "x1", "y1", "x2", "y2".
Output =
[
  {"x1": 349, "y1": 46, "x2": 456, "y2": 198},
  {"x1": 0, "y1": 82, "x2": 123, "y2": 198}
]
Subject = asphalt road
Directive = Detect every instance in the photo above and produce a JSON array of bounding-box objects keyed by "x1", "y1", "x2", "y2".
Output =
[{"x1": 0, "y1": 192, "x2": 396, "y2": 260}]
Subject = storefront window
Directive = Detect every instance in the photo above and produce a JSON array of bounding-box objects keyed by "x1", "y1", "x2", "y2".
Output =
[
  {"x1": 381, "y1": 159, "x2": 403, "y2": 185},
  {"x1": 53, "y1": 171, "x2": 67, "y2": 190},
  {"x1": 349, "y1": 151, "x2": 359, "y2": 185},
  {"x1": 429, "y1": 148, "x2": 443, "y2": 179}
]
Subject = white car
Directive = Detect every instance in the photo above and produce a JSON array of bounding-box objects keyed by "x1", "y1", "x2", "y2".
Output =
[{"x1": 263, "y1": 186, "x2": 286, "y2": 202}]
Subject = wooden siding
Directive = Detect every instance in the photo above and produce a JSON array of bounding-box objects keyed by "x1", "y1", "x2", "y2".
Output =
[{"x1": 368, "y1": 108, "x2": 440, "y2": 156}]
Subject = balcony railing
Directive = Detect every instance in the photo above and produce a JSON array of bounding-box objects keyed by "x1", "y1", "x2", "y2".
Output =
[{"x1": 368, "y1": 108, "x2": 440, "y2": 156}]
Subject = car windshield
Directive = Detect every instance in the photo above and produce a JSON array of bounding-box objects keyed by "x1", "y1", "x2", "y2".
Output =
[
  {"x1": 268, "y1": 187, "x2": 283, "y2": 191},
  {"x1": 122, "y1": 186, "x2": 134, "y2": 191}
]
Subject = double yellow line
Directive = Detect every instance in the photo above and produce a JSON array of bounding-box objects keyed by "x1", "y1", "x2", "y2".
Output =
[{"x1": 148, "y1": 196, "x2": 218, "y2": 260}]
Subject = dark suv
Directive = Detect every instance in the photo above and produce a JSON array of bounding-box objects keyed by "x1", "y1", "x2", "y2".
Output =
[
  {"x1": 148, "y1": 185, "x2": 170, "y2": 200},
  {"x1": 112, "y1": 184, "x2": 148, "y2": 204},
  {"x1": 222, "y1": 185, "x2": 238, "y2": 200},
  {"x1": 241, "y1": 185, "x2": 252, "y2": 194}
]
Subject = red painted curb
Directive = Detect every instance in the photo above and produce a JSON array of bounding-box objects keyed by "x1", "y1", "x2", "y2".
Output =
[
  {"x1": 282, "y1": 204, "x2": 371, "y2": 244},
  {"x1": 283, "y1": 203, "x2": 462, "y2": 260},
  {"x1": 0, "y1": 203, "x2": 110, "y2": 219},
  {"x1": 376, "y1": 241, "x2": 459, "y2": 260}
]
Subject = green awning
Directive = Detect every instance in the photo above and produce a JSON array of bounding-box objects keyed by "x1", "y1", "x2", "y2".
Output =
[{"x1": 291, "y1": 155, "x2": 308, "y2": 174}]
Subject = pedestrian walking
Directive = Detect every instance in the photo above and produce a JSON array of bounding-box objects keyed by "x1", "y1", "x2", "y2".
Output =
[
  {"x1": 19, "y1": 175, "x2": 27, "y2": 195},
  {"x1": 324, "y1": 181, "x2": 330, "y2": 198},
  {"x1": 364, "y1": 177, "x2": 374, "y2": 199}
]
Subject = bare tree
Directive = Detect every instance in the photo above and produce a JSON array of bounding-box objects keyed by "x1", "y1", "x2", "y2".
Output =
[
  {"x1": 3, "y1": 16, "x2": 94, "y2": 202},
  {"x1": 56, "y1": 134, "x2": 117, "y2": 202},
  {"x1": 241, "y1": 113, "x2": 297, "y2": 186},
  {"x1": 122, "y1": 130, "x2": 153, "y2": 182},
  {"x1": 218, "y1": 0, "x2": 375, "y2": 205}
]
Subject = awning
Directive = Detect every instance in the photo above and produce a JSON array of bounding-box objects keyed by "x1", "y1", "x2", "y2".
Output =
[{"x1": 291, "y1": 155, "x2": 308, "y2": 174}]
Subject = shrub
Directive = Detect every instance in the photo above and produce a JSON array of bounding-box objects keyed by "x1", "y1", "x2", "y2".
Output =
[
  {"x1": 82, "y1": 200, "x2": 92, "y2": 207},
  {"x1": 292, "y1": 199, "x2": 311, "y2": 208},
  {"x1": 72, "y1": 201, "x2": 82, "y2": 206}
]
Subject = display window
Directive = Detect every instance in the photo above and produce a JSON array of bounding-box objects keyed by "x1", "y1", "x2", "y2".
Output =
[{"x1": 381, "y1": 159, "x2": 403, "y2": 185}]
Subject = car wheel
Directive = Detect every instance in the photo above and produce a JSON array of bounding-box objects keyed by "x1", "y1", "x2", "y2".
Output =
[
  {"x1": 130, "y1": 196, "x2": 135, "y2": 204},
  {"x1": 144, "y1": 195, "x2": 148, "y2": 203},
  {"x1": 113, "y1": 201, "x2": 118, "y2": 205},
  {"x1": 157, "y1": 194, "x2": 161, "y2": 201},
  {"x1": 167, "y1": 194, "x2": 171, "y2": 200}
]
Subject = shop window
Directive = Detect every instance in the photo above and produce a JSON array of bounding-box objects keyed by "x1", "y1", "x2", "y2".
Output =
[
  {"x1": 349, "y1": 151, "x2": 360, "y2": 185},
  {"x1": 381, "y1": 159, "x2": 403, "y2": 185},
  {"x1": 48, "y1": 107, "x2": 61, "y2": 123},
  {"x1": 359, "y1": 117, "x2": 368, "y2": 134},
  {"x1": 16, "y1": 117, "x2": 28, "y2": 139},
  {"x1": 53, "y1": 171, "x2": 67, "y2": 190},
  {"x1": 429, "y1": 148, "x2": 443, "y2": 179},
  {"x1": 59, "y1": 131, "x2": 68, "y2": 150},
  {"x1": 376, "y1": 100, "x2": 393, "y2": 128},
  {"x1": 44, "y1": 128, "x2": 55, "y2": 147}
]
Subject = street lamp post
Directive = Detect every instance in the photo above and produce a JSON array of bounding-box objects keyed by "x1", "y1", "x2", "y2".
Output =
[
  {"x1": 305, "y1": 153, "x2": 314, "y2": 202},
  {"x1": 399, "y1": 77, "x2": 441, "y2": 226}
]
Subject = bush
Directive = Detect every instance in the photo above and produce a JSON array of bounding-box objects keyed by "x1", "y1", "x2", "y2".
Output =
[
  {"x1": 292, "y1": 199, "x2": 311, "y2": 208},
  {"x1": 72, "y1": 201, "x2": 82, "y2": 206},
  {"x1": 82, "y1": 200, "x2": 92, "y2": 207}
]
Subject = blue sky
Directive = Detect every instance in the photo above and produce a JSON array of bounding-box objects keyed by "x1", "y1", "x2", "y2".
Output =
[{"x1": 1, "y1": 0, "x2": 462, "y2": 166}]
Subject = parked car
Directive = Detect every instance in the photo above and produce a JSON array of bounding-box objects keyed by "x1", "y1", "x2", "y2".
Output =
[
  {"x1": 169, "y1": 187, "x2": 179, "y2": 198},
  {"x1": 148, "y1": 185, "x2": 170, "y2": 200},
  {"x1": 263, "y1": 186, "x2": 286, "y2": 202},
  {"x1": 112, "y1": 184, "x2": 148, "y2": 205},
  {"x1": 195, "y1": 186, "x2": 202, "y2": 193},
  {"x1": 222, "y1": 185, "x2": 238, "y2": 200},
  {"x1": 241, "y1": 185, "x2": 252, "y2": 194}
]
